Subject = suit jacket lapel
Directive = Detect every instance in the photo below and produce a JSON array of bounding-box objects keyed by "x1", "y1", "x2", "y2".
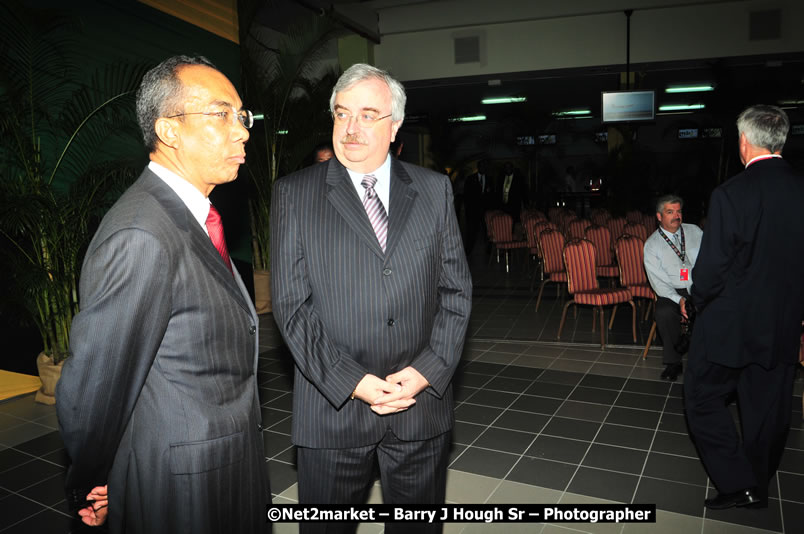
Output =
[
  {"x1": 385, "y1": 158, "x2": 417, "y2": 259},
  {"x1": 140, "y1": 171, "x2": 251, "y2": 314},
  {"x1": 326, "y1": 160, "x2": 385, "y2": 259}
]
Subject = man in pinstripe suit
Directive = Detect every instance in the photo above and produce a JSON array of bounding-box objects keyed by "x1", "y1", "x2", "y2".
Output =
[
  {"x1": 271, "y1": 64, "x2": 472, "y2": 533},
  {"x1": 56, "y1": 56, "x2": 270, "y2": 532}
]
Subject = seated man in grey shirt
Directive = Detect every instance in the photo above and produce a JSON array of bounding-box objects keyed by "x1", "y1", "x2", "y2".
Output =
[{"x1": 643, "y1": 194, "x2": 703, "y2": 380}]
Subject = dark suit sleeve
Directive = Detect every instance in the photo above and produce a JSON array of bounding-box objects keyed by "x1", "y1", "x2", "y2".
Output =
[
  {"x1": 691, "y1": 187, "x2": 737, "y2": 310},
  {"x1": 270, "y1": 179, "x2": 368, "y2": 407},
  {"x1": 56, "y1": 229, "x2": 172, "y2": 507},
  {"x1": 410, "y1": 176, "x2": 473, "y2": 397}
]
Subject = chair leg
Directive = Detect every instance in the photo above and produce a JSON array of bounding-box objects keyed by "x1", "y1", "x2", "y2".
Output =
[
  {"x1": 599, "y1": 306, "x2": 606, "y2": 348},
  {"x1": 628, "y1": 300, "x2": 637, "y2": 342},
  {"x1": 505, "y1": 251, "x2": 510, "y2": 273},
  {"x1": 591, "y1": 307, "x2": 597, "y2": 332},
  {"x1": 535, "y1": 280, "x2": 548, "y2": 312},
  {"x1": 557, "y1": 299, "x2": 574, "y2": 340},
  {"x1": 642, "y1": 320, "x2": 657, "y2": 359},
  {"x1": 608, "y1": 304, "x2": 618, "y2": 329}
]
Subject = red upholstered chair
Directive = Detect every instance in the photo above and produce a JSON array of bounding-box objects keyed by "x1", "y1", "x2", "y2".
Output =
[
  {"x1": 527, "y1": 220, "x2": 558, "y2": 290},
  {"x1": 626, "y1": 210, "x2": 643, "y2": 224},
  {"x1": 567, "y1": 218, "x2": 592, "y2": 241},
  {"x1": 590, "y1": 210, "x2": 611, "y2": 227},
  {"x1": 642, "y1": 213, "x2": 657, "y2": 235},
  {"x1": 615, "y1": 235, "x2": 658, "y2": 358},
  {"x1": 606, "y1": 217, "x2": 627, "y2": 250},
  {"x1": 488, "y1": 212, "x2": 527, "y2": 272},
  {"x1": 535, "y1": 229, "x2": 568, "y2": 311},
  {"x1": 622, "y1": 222, "x2": 649, "y2": 242},
  {"x1": 558, "y1": 239, "x2": 636, "y2": 348},
  {"x1": 484, "y1": 209, "x2": 503, "y2": 243},
  {"x1": 584, "y1": 225, "x2": 619, "y2": 281},
  {"x1": 548, "y1": 206, "x2": 564, "y2": 222}
]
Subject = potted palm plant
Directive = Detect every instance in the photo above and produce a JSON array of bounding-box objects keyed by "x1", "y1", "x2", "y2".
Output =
[{"x1": 0, "y1": 5, "x2": 145, "y2": 403}]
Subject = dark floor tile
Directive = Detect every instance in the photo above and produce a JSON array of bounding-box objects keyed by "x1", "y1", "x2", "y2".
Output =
[
  {"x1": 450, "y1": 447, "x2": 519, "y2": 479},
  {"x1": 463, "y1": 389, "x2": 519, "y2": 409},
  {"x1": 0, "y1": 458, "x2": 62, "y2": 492},
  {"x1": 778, "y1": 471, "x2": 804, "y2": 502},
  {"x1": 0, "y1": 448, "x2": 35, "y2": 474},
  {"x1": 555, "y1": 401, "x2": 610, "y2": 423},
  {"x1": 780, "y1": 448, "x2": 804, "y2": 475},
  {"x1": 524, "y1": 381, "x2": 573, "y2": 399},
  {"x1": 509, "y1": 395, "x2": 562, "y2": 415},
  {"x1": 0, "y1": 493, "x2": 48, "y2": 529},
  {"x1": 541, "y1": 417, "x2": 601, "y2": 442},
  {"x1": 506, "y1": 456, "x2": 576, "y2": 491},
  {"x1": 453, "y1": 385, "x2": 478, "y2": 403},
  {"x1": 484, "y1": 376, "x2": 533, "y2": 393},
  {"x1": 594, "y1": 424, "x2": 655, "y2": 450},
  {"x1": 581, "y1": 443, "x2": 647, "y2": 475},
  {"x1": 263, "y1": 431, "x2": 293, "y2": 458},
  {"x1": 704, "y1": 493, "x2": 783, "y2": 532},
  {"x1": 579, "y1": 374, "x2": 626, "y2": 390},
  {"x1": 454, "y1": 404, "x2": 503, "y2": 426},
  {"x1": 643, "y1": 452, "x2": 708, "y2": 487},
  {"x1": 669, "y1": 383, "x2": 685, "y2": 398},
  {"x1": 270, "y1": 417, "x2": 293, "y2": 435},
  {"x1": 462, "y1": 361, "x2": 506, "y2": 376},
  {"x1": 614, "y1": 391, "x2": 666, "y2": 412},
  {"x1": 265, "y1": 394, "x2": 293, "y2": 412},
  {"x1": 623, "y1": 379, "x2": 672, "y2": 396},
  {"x1": 260, "y1": 408, "x2": 292, "y2": 429},
  {"x1": 12, "y1": 431, "x2": 63, "y2": 457},
  {"x1": 475, "y1": 427, "x2": 536, "y2": 455},
  {"x1": 786, "y1": 428, "x2": 804, "y2": 451},
  {"x1": 634, "y1": 477, "x2": 706, "y2": 517},
  {"x1": 448, "y1": 443, "x2": 467, "y2": 466},
  {"x1": 568, "y1": 466, "x2": 638, "y2": 503},
  {"x1": 498, "y1": 366, "x2": 544, "y2": 380},
  {"x1": 492, "y1": 410, "x2": 549, "y2": 434},
  {"x1": 605, "y1": 407, "x2": 661, "y2": 430},
  {"x1": 568, "y1": 387, "x2": 619, "y2": 405},
  {"x1": 454, "y1": 372, "x2": 494, "y2": 389},
  {"x1": 525, "y1": 435, "x2": 590, "y2": 464},
  {"x1": 259, "y1": 387, "x2": 288, "y2": 403},
  {"x1": 781, "y1": 500, "x2": 804, "y2": 531},
  {"x1": 261, "y1": 373, "x2": 293, "y2": 391},
  {"x1": 663, "y1": 395, "x2": 686, "y2": 415},
  {"x1": 658, "y1": 413, "x2": 689, "y2": 434},
  {"x1": 41, "y1": 448, "x2": 69, "y2": 468},
  {"x1": 18, "y1": 472, "x2": 66, "y2": 507},
  {"x1": 453, "y1": 421, "x2": 487, "y2": 446},
  {"x1": 537, "y1": 370, "x2": 583, "y2": 386},
  {"x1": 651, "y1": 431, "x2": 698, "y2": 458},
  {"x1": 267, "y1": 460, "x2": 297, "y2": 496}
]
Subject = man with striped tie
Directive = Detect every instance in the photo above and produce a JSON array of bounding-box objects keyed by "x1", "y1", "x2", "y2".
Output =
[{"x1": 271, "y1": 63, "x2": 472, "y2": 533}]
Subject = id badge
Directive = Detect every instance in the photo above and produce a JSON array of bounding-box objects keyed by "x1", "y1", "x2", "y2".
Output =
[{"x1": 680, "y1": 268, "x2": 689, "y2": 281}]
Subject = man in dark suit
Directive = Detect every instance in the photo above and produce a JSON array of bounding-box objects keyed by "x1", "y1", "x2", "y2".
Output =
[
  {"x1": 498, "y1": 161, "x2": 528, "y2": 221},
  {"x1": 271, "y1": 64, "x2": 472, "y2": 533},
  {"x1": 463, "y1": 158, "x2": 493, "y2": 255},
  {"x1": 56, "y1": 56, "x2": 270, "y2": 532},
  {"x1": 685, "y1": 105, "x2": 804, "y2": 510}
]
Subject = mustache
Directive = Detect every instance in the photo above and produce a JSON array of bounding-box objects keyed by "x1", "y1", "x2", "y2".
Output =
[{"x1": 340, "y1": 135, "x2": 367, "y2": 145}]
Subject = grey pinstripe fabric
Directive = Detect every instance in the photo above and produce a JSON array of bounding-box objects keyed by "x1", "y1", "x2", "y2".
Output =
[
  {"x1": 271, "y1": 157, "x2": 472, "y2": 450},
  {"x1": 56, "y1": 169, "x2": 270, "y2": 533}
]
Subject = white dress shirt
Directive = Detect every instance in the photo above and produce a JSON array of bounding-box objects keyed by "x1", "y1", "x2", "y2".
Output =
[
  {"x1": 346, "y1": 154, "x2": 392, "y2": 216},
  {"x1": 148, "y1": 161, "x2": 211, "y2": 236},
  {"x1": 643, "y1": 223, "x2": 703, "y2": 304}
]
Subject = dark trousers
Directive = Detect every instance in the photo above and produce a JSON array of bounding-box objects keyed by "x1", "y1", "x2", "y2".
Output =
[
  {"x1": 655, "y1": 288, "x2": 689, "y2": 365},
  {"x1": 684, "y1": 354, "x2": 795, "y2": 499},
  {"x1": 297, "y1": 429, "x2": 450, "y2": 534}
]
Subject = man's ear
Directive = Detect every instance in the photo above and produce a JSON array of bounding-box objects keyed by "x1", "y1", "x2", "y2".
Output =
[{"x1": 154, "y1": 117, "x2": 180, "y2": 149}]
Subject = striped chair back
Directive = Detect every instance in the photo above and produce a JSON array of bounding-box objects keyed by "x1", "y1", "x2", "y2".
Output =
[
  {"x1": 547, "y1": 206, "x2": 564, "y2": 222},
  {"x1": 615, "y1": 235, "x2": 648, "y2": 286},
  {"x1": 539, "y1": 229, "x2": 566, "y2": 275},
  {"x1": 567, "y1": 218, "x2": 592, "y2": 240},
  {"x1": 563, "y1": 239, "x2": 599, "y2": 294},
  {"x1": 626, "y1": 210, "x2": 643, "y2": 224},
  {"x1": 584, "y1": 225, "x2": 614, "y2": 266},
  {"x1": 642, "y1": 213, "x2": 657, "y2": 233},
  {"x1": 484, "y1": 209, "x2": 503, "y2": 239},
  {"x1": 489, "y1": 212, "x2": 514, "y2": 243},
  {"x1": 622, "y1": 222, "x2": 648, "y2": 242},
  {"x1": 590, "y1": 210, "x2": 611, "y2": 227},
  {"x1": 607, "y1": 217, "x2": 627, "y2": 246}
]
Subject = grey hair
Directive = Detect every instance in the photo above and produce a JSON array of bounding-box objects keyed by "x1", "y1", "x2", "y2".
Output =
[
  {"x1": 656, "y1": 194, "x2": 683, "y2": 214},
  {"x1": 136, "y1": 55, "x2": 217, "y2": 152},
  {"x1": 329, "y1": 63, "x2": 406, "y2": 123},
  {"x1": 736, "y1": 105, "x2": 789, "y2": 153}
]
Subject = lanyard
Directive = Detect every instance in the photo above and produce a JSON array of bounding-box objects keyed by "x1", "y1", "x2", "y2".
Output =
[{"x1": 659, "y1": 226, "x2": 686, "y2": 263}]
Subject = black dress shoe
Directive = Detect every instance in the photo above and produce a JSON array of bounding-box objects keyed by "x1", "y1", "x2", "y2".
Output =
[
  {"x1": 660, "y1": 363, "x2": 683, "y2": 381},
  {"x1": 705, "y1": 488, "x2": 763, "y2": 510}
]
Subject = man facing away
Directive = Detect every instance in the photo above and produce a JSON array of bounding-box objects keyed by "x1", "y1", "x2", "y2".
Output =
[
  {"x1": 463, "y1": 158, "x2": 493, "y2": 255},
  {"x1": 685, "y1": 104, "x2": 804, "y2": 510},
  {"x1": 271, "y1": 63, "x2": 472, "y2": 534},
  {"x1": 643, "y1": 194, "x2": 703, "y2": 381},
  {"x1": 56, "y1": 55, "x2": 270, "y2": 532}
]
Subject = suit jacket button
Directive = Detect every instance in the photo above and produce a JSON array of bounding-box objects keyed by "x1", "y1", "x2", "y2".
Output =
[
  {"x1": 387, "y1": 319, "x2": 395, "y2": 326},
  {"x1": 249, "y1": 325, "x2": 256, "y2": 335},
  {"x1": 383, "y1": 268, "x2": 392, "y2": 276},
  {"x1": 258, "y1": 424, "x2": 264, "y2": 431}
]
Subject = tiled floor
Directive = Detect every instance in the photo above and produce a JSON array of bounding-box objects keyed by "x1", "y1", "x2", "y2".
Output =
[{"x1": 1, "y1": 252, "x2": 803, "y2": 533}]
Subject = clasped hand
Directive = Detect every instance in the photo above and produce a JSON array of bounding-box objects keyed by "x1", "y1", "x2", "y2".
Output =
[{"x1": 353, "y1": 367, "x2": 429, "y2": 415}]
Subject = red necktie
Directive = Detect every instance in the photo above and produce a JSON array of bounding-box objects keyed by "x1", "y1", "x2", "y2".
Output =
[{"x1": 206, "y1": 205, "x2": 233, "y2": 274}]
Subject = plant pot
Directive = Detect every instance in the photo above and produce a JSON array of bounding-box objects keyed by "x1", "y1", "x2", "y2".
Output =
[
  {"x1": 35, "y1": 352, "x2": 64, "y2": 405},
  {"x1": 254, "y1": 269, "x2": 272, "y2": 315}
]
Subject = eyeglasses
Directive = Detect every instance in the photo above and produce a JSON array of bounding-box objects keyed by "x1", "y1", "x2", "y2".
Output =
[
  {"x1": 332, "y1": 110, "x2": 392, "y2": 128},
  {"x1": 167, "y1": 109, "x2": 254, "y2": 129}
]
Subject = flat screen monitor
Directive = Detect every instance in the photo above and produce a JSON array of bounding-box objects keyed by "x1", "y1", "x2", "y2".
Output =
[{"x1": 601, "y1": 90, "x2": 655, "y2": 123}]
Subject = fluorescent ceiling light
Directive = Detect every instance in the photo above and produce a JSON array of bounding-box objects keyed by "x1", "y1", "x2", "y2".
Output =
[
  {"x1": 482, "y1": 97, "x2": 527, "y2": 104},
  {"x1": 778, "y1": 99, "x2": 804, "y2": 105},
  {"x1": 658, "y1": 104, "x2": 705, "y2": 111},
  {"x1": 253, "y1": 113, "x2": 265, "y2": 120},
  {"x1": 665, "y1": 85, "x2": 714, "y2": 93},
  {"x1": 552, "y1": 110, "x2": 591, "y2": 117},
  {"x1": 277, "y1": 129, "x2": 289, "y2": 134},
  {"x1": 449, "y1": 115, "x2": 487, "y2": 122}
]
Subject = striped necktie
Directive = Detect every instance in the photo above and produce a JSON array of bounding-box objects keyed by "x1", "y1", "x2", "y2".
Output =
[
  {"x1": 361, "y1": 174, "x2": 388, "y2": 252},
  {"x1": 206, "y1": 205, "x2": 233, "y2": 274}
]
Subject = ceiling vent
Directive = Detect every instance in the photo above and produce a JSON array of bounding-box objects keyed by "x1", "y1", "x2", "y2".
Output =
[
  {"x1": 454, "y1": 35, "x2": 480, "y2": 64},
  {"x1": 749, "y1": 9, "x2": 781, "y2": 40}
]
